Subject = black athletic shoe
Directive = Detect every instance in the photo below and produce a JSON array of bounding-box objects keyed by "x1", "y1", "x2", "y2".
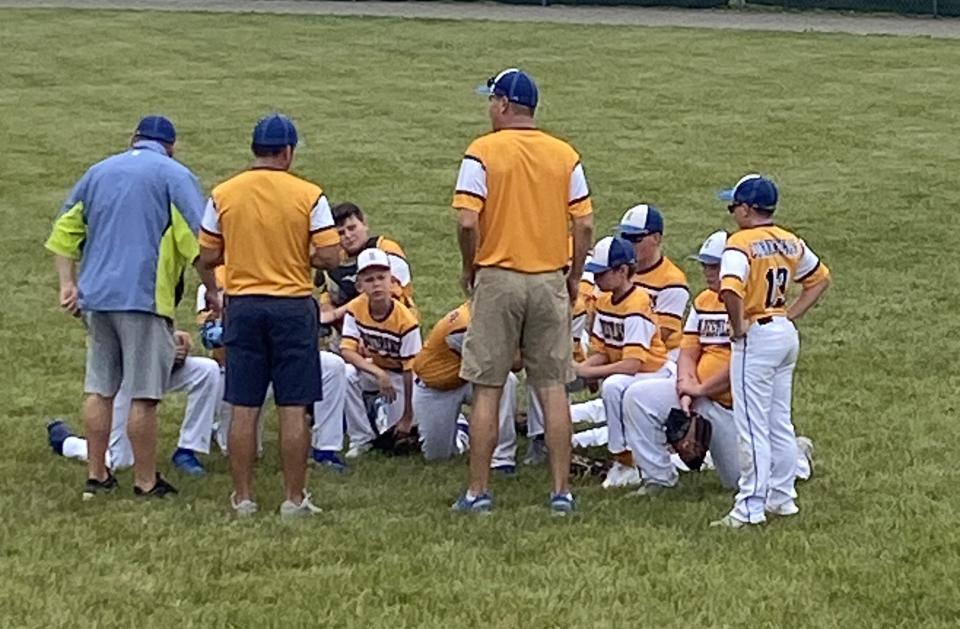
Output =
[
  {"x1": 133, "y1": 474, "x2": 178, "y2": 499},
  {"x1": 82, "y1": 474, "x2": 118, "y2": 501}
]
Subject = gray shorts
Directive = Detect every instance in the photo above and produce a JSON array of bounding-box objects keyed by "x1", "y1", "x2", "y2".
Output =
[{"x1": 84, "y1": 311, "x2": 175, "y2": 400}]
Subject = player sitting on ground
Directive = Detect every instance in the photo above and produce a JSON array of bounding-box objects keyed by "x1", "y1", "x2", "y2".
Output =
[
  {"x1": 336, "y1": 248, "x2": 422, "y2": 458},
  {"x1": 316, "y1": 201, "x2": 417, "y2": 320},
  {"x1": 677, "y1": 230, "x2": 814, "y2": 489},
  {"x1": 413, "y1": 301, "x2": 517, "y2": 473},
  {"x1": 574, "y1": 236, "x2": 671, "y2": 490},
  {"x1": 48, "y1": 330, "x2": 221, "y2": 476}
]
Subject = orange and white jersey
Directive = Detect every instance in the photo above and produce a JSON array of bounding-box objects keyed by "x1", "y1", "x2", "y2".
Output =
[
  {"x1": 340, "y1": 294, "x2": 421, "y2": 372},
  {"x1": 720, "y1": 225, "x2": 831, "y2": 323},
  {"x1": 570, "y1": 272, "x2": 597, "y2": 363},
  {"x1": 632, "y1": 256, "x2": 689, "y2": 351},
  {"x1": 589, "y1": 286, "x2": 667, "y2": 372},
  {"x1": 413, "y1": 303, "x2": 470, "y2": 390},
  {"x1": 681, "y1": 289, "x2": 733, "y2": 409}
]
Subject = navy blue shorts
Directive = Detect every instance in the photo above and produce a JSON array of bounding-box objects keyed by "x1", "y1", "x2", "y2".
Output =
[{"x1": 223, "y1": 295, "x2": 322, "y2": 407}]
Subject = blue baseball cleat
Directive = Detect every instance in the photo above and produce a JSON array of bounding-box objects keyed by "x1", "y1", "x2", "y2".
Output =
[
  {"x1": 549, "y1": 492, "x2": 576, "y2": 517},
  {"x1": 452, "y1": 492, "x2": 494, "y2": 514},
  {"x1": 171, "y1": 448, "x2": 206, "y2": 476},
  {"x1": 47, "y1": 419, "x2": 74, "y2": 456},
  {"x1": 311, "y1": 449, "x2": 348, "y2": 474}
]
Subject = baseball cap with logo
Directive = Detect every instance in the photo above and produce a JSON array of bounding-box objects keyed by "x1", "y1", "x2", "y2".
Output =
[
  {"x1": 618, "y1": 204, "x2": 664, "y2": 239},
  {"x1": 718, "y1": 174, "x2": 778, "y2": 212},
  {"x1": 585, "y1": 236, "x2": 636, "y2": 274},
  {"x1": 690, "y1": 230, "x2": 727, "y2": 265},
  {"x1": 252, "y1": 113, "x2": 299, "y2": 148},
  {"x1": 476, "y1": 68, "x2": 539, "y2": 110},
  {"x1": 135, "y1": 115, "x2": 176, "y2": 144},
  {"x1": 357, "y1": 248, "x2": 391, "y2": 273}
]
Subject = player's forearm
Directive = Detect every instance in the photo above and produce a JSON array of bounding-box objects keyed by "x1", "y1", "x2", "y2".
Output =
[
  {"x1": 456, "y1": 211, "x2": 478, "y2": 271},
  {"x1": 582, "y1": 358, "x2": 642, "y2": 379},
  {"x1": 788, "y1": 277, "x2": 831, "y2": 322},
  {"x1": 54, "y1": 255, "x2": 76, "y2": 287},
  {"x1": 310, "y1": 244, "x2": 340, "y2": 270},
  {"x1": 402, "y1": 371, "x2": 413, "y2": 417},
  {"x1": 569, "y1": 214, "x2": 594, "y2": 280},
  {"x1": 676, "y1": 347, "x2": 700, "y2": 384},
  {"x1": 720, "y1": 291, "x2": 746, "y2": 339},
  {"x1": 341, "y1": 349, "x2": 384, "y2": 379},
  {"x1": 194, "y1": 255, "x2": 219, "y2": 296}
]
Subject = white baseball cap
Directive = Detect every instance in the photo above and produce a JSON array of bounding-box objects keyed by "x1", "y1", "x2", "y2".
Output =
[
  {"x1": 357, "y1": 248, "x2": 391, "y2": 272},
  {"x1": 690, "y1": 230, "x2": 727, "y2": 265}
]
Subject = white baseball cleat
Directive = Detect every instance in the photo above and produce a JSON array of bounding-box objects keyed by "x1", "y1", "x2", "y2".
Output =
[
  {"x1": 345, "y1": 443, "x2": 371, "y2": 459},
  {"x1": 796, "y1": 436, "x2": 815, "y2": 480},
  {"x1": 626, "y1": 482, "x2": 674, "y2": 498},
  {"x1": 601, "y1": 462, "x2": 642, "y2": 489},
  {"x1": 766, "y1": 501, "x2": 800, "y2": 517},
  {"x1": 230, "y1": 493, "x2": 259, "y2": 518},
  {"x1": 709, "y1": 514, "x2": 755, "y2": 529}
]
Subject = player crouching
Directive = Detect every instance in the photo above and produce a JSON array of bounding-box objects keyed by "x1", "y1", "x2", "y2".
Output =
[
  {"x1": 339, "y1": 249, "x2": 422, "y2": 458},
  {"x1": 575, "y1": 237, "x2": 677, "y2": 492},
  {"x1": 413, "y1": 302, "x2": 517, "y2": 472}
]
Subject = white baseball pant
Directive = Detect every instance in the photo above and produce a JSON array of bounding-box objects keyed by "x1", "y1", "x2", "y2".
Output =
[
  {"x1": 312, "y1": 351, "x2": 347, "y2": 452},
  {"x1": 527, "y1": 390, "x2": 603, "y2": 439},
  {"x1": 415, "y1": 373, "x2": 518, "y2": 467},
  {"x1": 621, "y1": 363, "x2": 680, "y2": 487},
  {"x1": 729, "y1": 316, "x2": 800, "y2": 524},
  {"x1": 694, "y1": 398, "x2": 740, "y2": 490},
  {"x1": 345, "y1": 365, "x2": 408, "y2": 448},
  {"x1": 108, "y1": 356, "x2": 221, "y2": 469}
]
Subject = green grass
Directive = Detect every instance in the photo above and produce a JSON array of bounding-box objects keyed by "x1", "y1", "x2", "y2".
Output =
[{"x1": 2, "y1": 7, "x2": 960, "y2": 627}]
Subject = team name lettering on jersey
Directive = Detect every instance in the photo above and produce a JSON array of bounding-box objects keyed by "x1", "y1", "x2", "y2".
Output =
[{"x1": 749, "y1": 238, "x2": 801, "y2": 259}]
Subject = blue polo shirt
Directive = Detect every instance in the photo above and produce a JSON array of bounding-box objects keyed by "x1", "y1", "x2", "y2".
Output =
[{"x1": 46, "y1": 140, "x2": 205, "y2": 319}]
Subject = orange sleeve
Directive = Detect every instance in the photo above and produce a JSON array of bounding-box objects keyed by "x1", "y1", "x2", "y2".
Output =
[
  {"x1": 340, "y1": 337, "x2": 359, "y2": 354},
  {"x1": 720, "y1": 276, "x2": 746, "y2": 299},
  {"x1": 568, "y1": 197, "x2": 593, "y2": 218},
  {"x1": 680, "y1": 331, "x2": 701, "y2": 350},
  {"x1": 198, "y1": 230, "x2": 222, "y2": 249},
  {"x1": 621, "y1": 344, "x2": 651, "y2": 363},
  {"x1": 311, "y1": 227, "x2": 340, "y2": 248},
  {"x1": 800, "y1": 261, "x2": 831, "y2": 288}
]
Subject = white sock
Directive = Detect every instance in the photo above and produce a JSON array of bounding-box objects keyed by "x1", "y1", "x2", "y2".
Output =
[{"x1": 61, "y1": 437, "x2": 88, "y2": 461}]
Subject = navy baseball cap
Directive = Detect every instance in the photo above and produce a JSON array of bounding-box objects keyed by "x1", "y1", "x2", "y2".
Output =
[
  {"x1": 585, "y1": 236, "x2": 636, "y2": 274},
  {"x1": 252, "y1": 113, "x2": 298, "y2": 148},
  {"x1": 135, "y1": 115, "x2": 176, "y2": 144},
  {"x1": 477, "y1": 68, "x2": 539, "y2": 110},
  {"x1": 718, "y1": 174, "x2": 778, "y2": 212},
  {"x1": 618, "y1": 204, "x2": 664, "y2": 238}
]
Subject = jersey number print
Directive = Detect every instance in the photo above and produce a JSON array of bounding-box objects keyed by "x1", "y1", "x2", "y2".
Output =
[{"x1": 764, "y1": 267, "x2": 789, "y2": 308}]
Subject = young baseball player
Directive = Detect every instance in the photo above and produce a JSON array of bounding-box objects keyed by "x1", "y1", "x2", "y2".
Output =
[
  {"x1": 340, "y1": 248, "x2": 422, "y2": 458},
  {"x1": 413, "y1": 302, "x2": 517, "y2": 471},
  {"x1": 576, "y1": 236, "x2": 670, "y2": 489},
  {"x1": 678, "y1": 230, "x2": 814, "y2": 489},
  {"x1": 47, "y1": 330, "x2": 221, "y2": 477},
  {"x1": 711, "y1": 174, "x2": 831, "y2": 528}
]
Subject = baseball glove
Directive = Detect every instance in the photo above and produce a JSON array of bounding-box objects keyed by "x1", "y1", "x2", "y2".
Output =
[
  {"x1": 570, "y1": 453, "x2": 612, "y2": 480},
  {"x1": 371, "y1": 425, "x2": 421, "y2": 457},
  {"x1": 664, "y1": 408, "x2": 712, "y2": 471}
]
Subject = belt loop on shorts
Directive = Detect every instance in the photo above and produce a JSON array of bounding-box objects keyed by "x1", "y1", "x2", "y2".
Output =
[{"x1": 757, "y1": 316, "x2": 773, "y2": 325}]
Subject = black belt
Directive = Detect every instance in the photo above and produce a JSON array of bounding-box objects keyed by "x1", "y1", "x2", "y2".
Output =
[{"x1": 757, "y1": 316, "x2": 773, "y2": 325}]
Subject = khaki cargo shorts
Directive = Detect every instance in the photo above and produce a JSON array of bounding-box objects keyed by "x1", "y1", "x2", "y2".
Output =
[
  {"x1": 84, "y1": 311, "x2": 175, "y2": 400},
  {"x1": 460, "y1": 267, "x2": 573, "y2": 388}
]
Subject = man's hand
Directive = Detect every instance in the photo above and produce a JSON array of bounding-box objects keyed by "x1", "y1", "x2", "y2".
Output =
[
  {"x1": 173, "y1": 330, "x2": 193, "y2": 367},
  {"x1": 460, "y1": 267, "x2": 475, "y2": 298},
  {"x1": 377, "y1": 372, "x2": 397, "y2": 403},
  {"x1": 566, "y1": 274, "x2": 579, "y2": 307},
  {"x1": 677, "y1": 380, "x2": 703, "y2": 399},
  {"x1": 205, "y1": 290, "x2": 222, "y2": 319},
  {"x1": 59, "y1": 282, "x2": 80, "y2": 316}
]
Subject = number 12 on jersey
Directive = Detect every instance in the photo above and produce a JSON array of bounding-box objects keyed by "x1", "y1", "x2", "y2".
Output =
[{"x1": 765, "y1": 267, "x2": 789, "y2": 308}]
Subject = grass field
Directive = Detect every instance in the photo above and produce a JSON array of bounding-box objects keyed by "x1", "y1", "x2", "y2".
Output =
[{"x1": 3, "y1": 7, "x2": 960, "y2": 628}]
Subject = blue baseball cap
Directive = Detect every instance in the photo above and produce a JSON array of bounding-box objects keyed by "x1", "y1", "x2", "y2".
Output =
[
  {"x1": 135, "y1": 115, "x2": 176, "y2": 144},
  {"x1": 252, "y1": 113, "x2": 298, "y2": 148},
  {"x1": 477, "y1": 68, "x2": 539, "y2": 110},
  {"x1": 585, "y1": 236, "x2": 636, "y2": 274},
  {"x1": 718, "y1": 174, "x2": 778, "y2": 212},
  {"x1": 618, "y1": 204, "x2": 664, "y2": 238}
]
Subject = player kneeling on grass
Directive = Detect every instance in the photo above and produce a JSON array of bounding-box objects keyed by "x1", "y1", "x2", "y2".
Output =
[
  {"x1": 48, "y1": 330, "x2": 221, "y2": 477},
  {"x1": 338, "y1": 248, "x2": 422, "y2": 458},
  {"x1": 576, "y1": 236, "x2": 676, "y2": 493},
  {"x1": 413, "y1": 302, "x2": 517, "y2": 472}
]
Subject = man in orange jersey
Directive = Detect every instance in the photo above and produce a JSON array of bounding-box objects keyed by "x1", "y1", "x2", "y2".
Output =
[
  {"x1": 198, "y1": 113, "x2": 341, "y2": 518},
  {"x1": 677, "y1": 230, "x2": 814, "y2": 489},
  {"x1": 711, "y1": 174, "x2": 831, "y2": 529},
  {"x1": 413, "y1": 302, "x2": 517, "y2": 471},
  {"x1": 339, "y1": 249, "x2": 422, "y2": 458},
  {"x1": 452, "y1": 68, "x2": 593, "y2": 515}
]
